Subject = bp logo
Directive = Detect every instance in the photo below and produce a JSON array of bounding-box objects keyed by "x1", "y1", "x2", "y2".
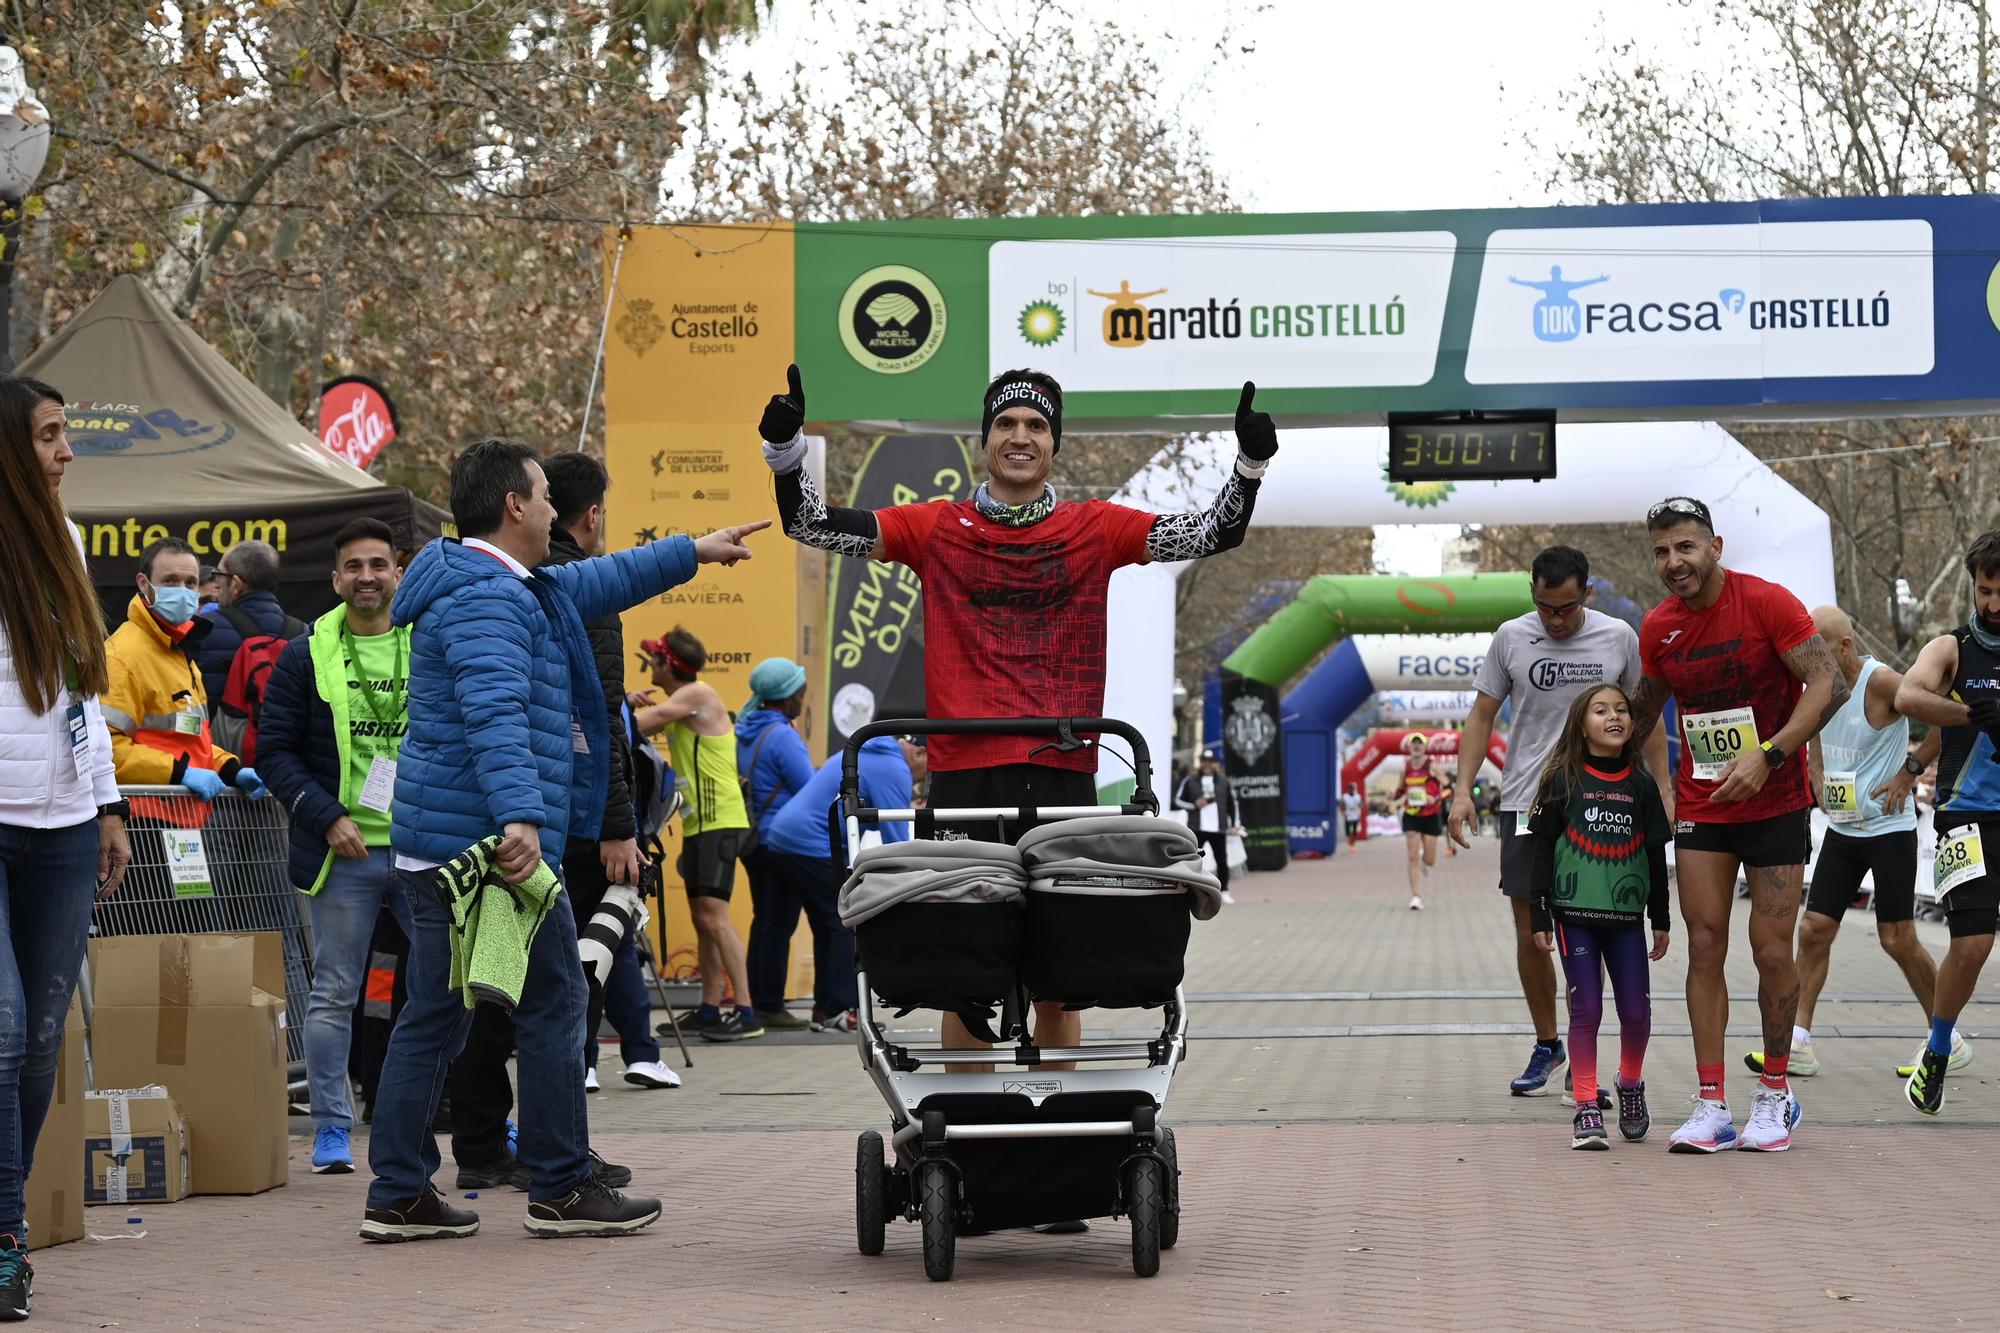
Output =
[
  {"x1": 839, "y1": 265, "x2": 947, "y2": 374},
  {"x1": 1224, "y1": 694, "x2": 1277, "y2": 766},
  {"x1": 1381, "y1": 464, "x2": 1453, "y2": 509},
  {"x1": 1018, "y1": 300, "x2": 1064, "y2": 348}
]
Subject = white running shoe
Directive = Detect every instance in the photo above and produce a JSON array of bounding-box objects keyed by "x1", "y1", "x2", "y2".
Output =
[
  {"x1": 1738, "y1": 1085, "x2": 1800, "y2": 1152},
  {"x1": 584, "y1": 1066, "x2": 600, "y2": 1094},
  {"x1": 622, "y1": 1060, "x2": 682, "y2": 1089},
  {"x1": 1408, "y1": 895, "x2": 1423, "y2": 910},
  {"x1": 1666, "y1": 1096, "x2": 1738, "y2": 1153},
  {"x1": 1220, "y1": 889, "x2": 1236, "y2": 906},
  {"x1": 1896, "y1": 1029, "x2": 1973, "y2": 1078}
]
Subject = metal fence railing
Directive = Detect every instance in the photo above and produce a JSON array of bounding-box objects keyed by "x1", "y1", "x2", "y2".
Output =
[{"x1": 95, "y1": 787, "x2": 311, "y2": 1069}]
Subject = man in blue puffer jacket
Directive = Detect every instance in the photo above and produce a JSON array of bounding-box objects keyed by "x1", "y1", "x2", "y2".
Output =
[{"x1": 360, "y1": 439, "x2": 767, "y2": 1245}]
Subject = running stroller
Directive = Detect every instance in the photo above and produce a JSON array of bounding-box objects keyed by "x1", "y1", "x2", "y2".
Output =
[{"x1": 836, "y1": 718, "x2": 1222, "y2": 1281}]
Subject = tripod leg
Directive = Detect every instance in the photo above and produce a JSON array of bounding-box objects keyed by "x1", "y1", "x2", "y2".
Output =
[{"x1": 637, "y1": 922, "x2": 693, "y2": 1068}]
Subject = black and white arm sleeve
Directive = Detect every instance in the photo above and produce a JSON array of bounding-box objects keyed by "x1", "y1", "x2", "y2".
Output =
[
  {"x1": 1144, "y1": 453, "x2": 1266, "y2": 563},
  {"x1": 765, "y1": 432, "x2": 879, "y2": 559}
]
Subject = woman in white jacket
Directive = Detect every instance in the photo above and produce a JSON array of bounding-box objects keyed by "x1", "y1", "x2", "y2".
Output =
[{"x1": 0, "y1": 373, "x2": 128, "y2": 1313}]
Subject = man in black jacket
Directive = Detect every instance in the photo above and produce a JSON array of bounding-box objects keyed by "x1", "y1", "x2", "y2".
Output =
[{"x1": 1174, "y1": 749, "x2": 1240, "y2": 904}]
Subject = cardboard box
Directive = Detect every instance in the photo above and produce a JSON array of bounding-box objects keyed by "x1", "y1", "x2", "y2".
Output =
[
  {"x1": 90, "y1": 935, "x2": 289, "y2": 1196},
  {"x1": 84, "y1": 1088, "x2": 190, "y2": 1205},
  {"x1": 89, "y1": 932, "x2": 285, "y2": 1010},
  {"x1": 23, "y1": 993, "x2": 83, "y2": 1248}
]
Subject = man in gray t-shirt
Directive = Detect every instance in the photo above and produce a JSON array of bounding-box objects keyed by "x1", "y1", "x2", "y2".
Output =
[{"x1": 1446, "y1": 547, "x2": 1670, "y2": 1098}]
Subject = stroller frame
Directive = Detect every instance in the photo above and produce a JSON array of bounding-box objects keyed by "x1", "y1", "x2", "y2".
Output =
[{"x1": 839, "y1": 717, "x2": 1189, "y2": 1280}]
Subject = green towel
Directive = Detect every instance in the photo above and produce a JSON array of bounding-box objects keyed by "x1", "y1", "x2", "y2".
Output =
[{"x1": 436, "y1": 835, "x2": 564, "y2": 1012}]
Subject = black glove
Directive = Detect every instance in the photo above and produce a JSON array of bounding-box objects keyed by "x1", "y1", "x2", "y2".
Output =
[
  {"x1": 1968, "y1": 695, "x2": 2000, "y2": 742},
  {"x1": 759, "y1": 363, "x2": 805, "y2": 444},
  {"x1": 1234, "y1": 381, "x2": 1278, "y2": 462}
]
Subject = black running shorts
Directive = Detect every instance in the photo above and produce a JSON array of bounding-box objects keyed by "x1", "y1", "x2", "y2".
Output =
[
  {"x1": 1937, "y1": 816, "x2": 2000, "y2": 939},
  {"x1": 679, "y1": 827, "x2": 745, "y2": 901},
  {"x1": 1673, "y1": 808, "x2": 1811, "y2": 868},
  {"x1": 1401, "y1": 810, "x2": 1444, "y2": 838},
  {"x1": 1805, "y1": 827, "x2": 1918, "y2": 923},
  {"x1": 1498, "y1": 810, "x2": 1536, "y2": 900}
]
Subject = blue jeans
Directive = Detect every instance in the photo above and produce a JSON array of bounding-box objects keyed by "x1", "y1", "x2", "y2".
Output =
[
  {"x1": 766, "y1": 851, "x2": 856, "y2": 1014},
  {"x1": 586, "y1": 931, "x2": 661, "y2": 1070},
  {"x1": 304, "y1": 849, "x2": 412, "y2": 1132},
  {"x1": 743, "y1": 847, "x2": 798, "y2": 1012},
  {"x1": 0, "y1": 820, "x2": 96, "y2": 1243},
  {"x1": 366, "y1": 866, "x2": 589, "y2": 1207}
]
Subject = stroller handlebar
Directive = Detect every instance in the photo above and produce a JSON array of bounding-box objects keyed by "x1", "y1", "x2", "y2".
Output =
[{"x1": 838, "y1": 717, "x2": 1156, "y2": 819}]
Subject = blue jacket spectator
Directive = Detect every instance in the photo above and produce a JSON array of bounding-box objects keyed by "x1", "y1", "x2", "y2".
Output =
[
  {"x1": 388, "y1": 534, "x2": 696, "y2": 866},
  {"x1": 195, "y1": 541, "x2": 302, "y2": 704},
  {"x1": 762, "y1": 736, "x2": 913, "y2": 861},
  {"x1": 734, "y1": 660, "x2": 813, "y2": 840}
]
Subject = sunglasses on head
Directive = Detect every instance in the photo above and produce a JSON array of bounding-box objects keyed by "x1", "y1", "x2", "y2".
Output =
[{"x1": 1647, "y1": 496, "x2": 1713, "y2": 528}]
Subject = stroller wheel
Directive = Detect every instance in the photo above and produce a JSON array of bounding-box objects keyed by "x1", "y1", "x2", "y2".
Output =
[
  {"x1": 1158, "y1": 1128, "x2": 1181, "y2": 1252},
  {"x1": 856, "y1": 1132, "x2": 887, "y2": 1257},
  {"x1": 1127, "y1": 1155, "x2": 1165, "y2": 1277},
  {"x1": 916, "y1": 1160, "x2": 957, "y2": 1282}
]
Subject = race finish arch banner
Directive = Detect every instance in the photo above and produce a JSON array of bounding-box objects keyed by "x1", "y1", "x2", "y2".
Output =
[{"x1": 607, "y1": 194, "x2": 2000, "y2": 831}]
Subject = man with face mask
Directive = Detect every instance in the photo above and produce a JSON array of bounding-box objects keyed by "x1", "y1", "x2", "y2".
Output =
[
  {"x1": 734, "y1": 656, "x2": 815, "y2": 1029},
  {"x1": 1892, "y1": 530, "x2": 2000, "y2": 1116},
  {"x1": 103, "y1": 537, "x2": 266, "y2": 806},
  {"x1": 254, "y1": 518, "x2": 413, "y2": 1175}
]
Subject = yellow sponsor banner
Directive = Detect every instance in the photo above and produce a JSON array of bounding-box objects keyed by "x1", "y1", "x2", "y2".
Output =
[{"x1": 603, "y1": 225, "x2": 825, "y2": 1002}]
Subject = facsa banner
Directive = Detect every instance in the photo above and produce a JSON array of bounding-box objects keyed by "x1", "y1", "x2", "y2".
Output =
[{"x1": 1465, "y1": 220, "x2": 1934, "y2": 385}]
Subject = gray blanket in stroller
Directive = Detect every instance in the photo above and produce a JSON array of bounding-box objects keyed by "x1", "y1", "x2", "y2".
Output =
[
  {"x1": 1016, "y1": 815, "x2": 1225, "y2": 921},
  {"x1": 838, "y1": 838, "x2": 1026, "y2": 927}
]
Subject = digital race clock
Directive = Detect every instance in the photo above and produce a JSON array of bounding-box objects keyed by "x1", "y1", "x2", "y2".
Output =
[{"x1": 1386, "y1": 411, "x2": 1558, "y2": 483}]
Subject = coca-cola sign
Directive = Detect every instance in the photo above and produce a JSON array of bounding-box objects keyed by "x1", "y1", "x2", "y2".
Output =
[{"x1": 317, "y1": 376, "x2": 398, "y2": 469}]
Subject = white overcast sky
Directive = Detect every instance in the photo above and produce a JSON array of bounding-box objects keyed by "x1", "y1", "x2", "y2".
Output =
[{"x1": 727, "y1": 0, "x2": 1695, "y2": 572}]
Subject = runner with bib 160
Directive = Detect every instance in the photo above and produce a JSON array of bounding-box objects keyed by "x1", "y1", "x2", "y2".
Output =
[
  {"x1": 1891, "y1": 531, "x2": 2000, "y2": 1117},
  {"x1": 1628, "y1": 497, "x2": 1849, "y2": 1154}
]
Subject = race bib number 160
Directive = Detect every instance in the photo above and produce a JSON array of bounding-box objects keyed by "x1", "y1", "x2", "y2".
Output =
[{"x1": 1682, "y1": 707, "x2": 1758, "y2": 782}]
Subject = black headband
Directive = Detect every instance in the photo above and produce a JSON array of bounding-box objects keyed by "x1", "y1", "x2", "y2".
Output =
[{"x1": 982, "y1": 378, "x2": 1062, "y2": 454}]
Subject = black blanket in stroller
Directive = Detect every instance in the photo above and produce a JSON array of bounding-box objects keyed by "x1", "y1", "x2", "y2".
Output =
[
  {"x1": 839, "y1": 839, "x2": 1026, "y2": 1033},
  {"x1": 1017, "y1": 815, "x2": 1223, "y2": 1010}
]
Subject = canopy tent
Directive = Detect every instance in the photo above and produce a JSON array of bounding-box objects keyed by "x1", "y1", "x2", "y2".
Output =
[
  {"x1": 24, "y1": 275, "x2": 447, "y2": 617},
  {"x1": 1098, "y1": 421, "x2": 1837, "y2": 825}
]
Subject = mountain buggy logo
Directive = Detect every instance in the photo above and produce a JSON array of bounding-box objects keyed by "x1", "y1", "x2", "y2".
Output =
[{"x1": 839, "y1": 265, "x2": 947, "y2": 374}]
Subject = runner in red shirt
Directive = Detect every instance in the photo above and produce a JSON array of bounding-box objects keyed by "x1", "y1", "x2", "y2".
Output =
[
  {"x1": 757, "y1": 363, "x2": 1278, "y2": 1062},
  {"x1": 1630, "y1": 496, "x2": 1847, "y2": 1154}
]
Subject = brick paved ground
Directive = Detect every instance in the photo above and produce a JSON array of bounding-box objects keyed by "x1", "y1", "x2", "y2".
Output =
[{"x1": 34, "y1": 834, "x2": 2000, "y2": 1330}]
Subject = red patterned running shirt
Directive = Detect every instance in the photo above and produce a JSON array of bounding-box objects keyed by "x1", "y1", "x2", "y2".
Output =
[
  {"x1": 874, "y1": 497, "x2": 1156, "y2": 773},
  {"x1": 1640, "y1": 569, "x2": 1818, "y2": 824}
]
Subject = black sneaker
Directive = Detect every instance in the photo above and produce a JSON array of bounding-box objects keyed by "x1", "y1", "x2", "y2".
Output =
[
  {"x1": 524, "y1": 1174, "x2": 662, "y2": 1237},
  {"x1": 698, "y1": 1010, "x2": 765, "y2": 1043},
  {"x1": 590, "y1": 1150, "x2": 632, "y2": 1190},
  {"x1": 359, "y1": 1186, "x2": 481, "y2": 1242},
  {"x1": 455, "y1": 1153, "x2": 523, "y2": 1192},
  {"x1": 1616, "y1": 1080, "x2": 1651, "y2": 1141},
  {"x1": 1570, "y1": 1105, "x2": 1610, "y2": 1150},
  {"x1": 0, "y1": 1235, "x2": 30, "y2": 1321},
  {"x1": 1905, "y1": 1046, "x2": 1949, "y2": 1117}
]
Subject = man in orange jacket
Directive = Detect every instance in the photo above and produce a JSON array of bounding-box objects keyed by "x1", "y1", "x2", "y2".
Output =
[{"x1": 102, "y1": 538, "x2": 267, "y2": 813}]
